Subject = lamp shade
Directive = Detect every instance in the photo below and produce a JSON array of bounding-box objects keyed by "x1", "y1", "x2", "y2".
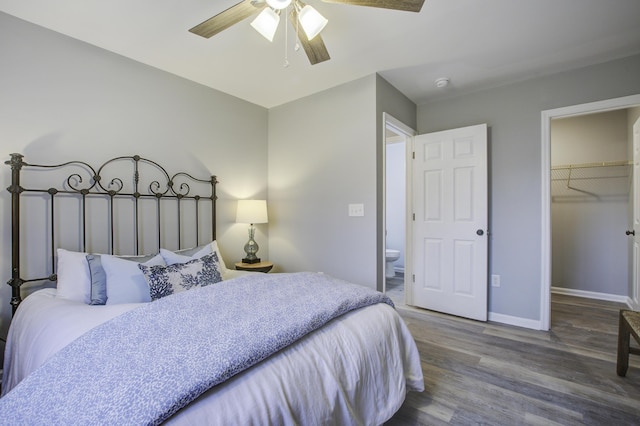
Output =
[
  {"x1": 251, "y1": 8, "x2": 280, "y2": 42},
  {"x1": 236, "y1": 200, "x2": 268, "y2": 224},
  {"x1": 298, "y1": 5, "x2": 328, "y2": 40}
]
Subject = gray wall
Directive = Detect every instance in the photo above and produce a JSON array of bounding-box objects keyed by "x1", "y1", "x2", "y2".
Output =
[
  {"x1": 417, "y1": 54, "x2": 640, "y2": 321},
  {"x1": 0, "y1": 12, "x2": 268, "y2": 347},
  {"x1": 267, "y1": 76, "x2": 378, "y2": 287},
  {"x1": 267, "y1": 74, "x2": 416, "y2": 291}
]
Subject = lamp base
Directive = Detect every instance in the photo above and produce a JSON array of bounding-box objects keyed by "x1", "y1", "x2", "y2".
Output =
[{"x1": 241, "y1": 257, "x2": 261, "y2": 264}]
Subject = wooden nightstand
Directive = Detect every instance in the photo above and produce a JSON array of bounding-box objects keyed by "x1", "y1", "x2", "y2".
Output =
[{"x1": 234, "y1": 261, "x2": 274, "y2": 273}]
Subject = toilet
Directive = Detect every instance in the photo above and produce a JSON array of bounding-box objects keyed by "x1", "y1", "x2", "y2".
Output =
[{"x1": 385, "y1": 249, "x2": 400, "y2": 278}]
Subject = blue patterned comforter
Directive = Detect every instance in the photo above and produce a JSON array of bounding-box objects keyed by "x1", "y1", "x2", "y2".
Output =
[{"x1": 0, "y1": 272, "x2": 392, "y2": 425}]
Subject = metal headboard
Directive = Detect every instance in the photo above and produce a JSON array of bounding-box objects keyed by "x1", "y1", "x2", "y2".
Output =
[{"x1": 5, "y1": 153, "x2": 218, "y2": 314}]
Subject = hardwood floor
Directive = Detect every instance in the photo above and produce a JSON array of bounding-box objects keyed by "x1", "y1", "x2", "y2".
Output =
[{"x1": 386, "y1": 294, "x2": 640, "y2": 425}]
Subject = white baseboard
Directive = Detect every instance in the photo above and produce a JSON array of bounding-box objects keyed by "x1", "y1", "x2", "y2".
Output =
[
  {"x1": 551, "y1": 286, "x2": 630, "y2": 306},
  {"x1": 488, "y1": 288, "x2": 635, "y2": 331},
  {"x1": 488, "y1": 312, "x2": 543, "y2": 330}
]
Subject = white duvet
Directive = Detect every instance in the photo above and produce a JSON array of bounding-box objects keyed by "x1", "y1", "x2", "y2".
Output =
[{"x1": 2, "y1": 276, "x2": 424, "y2": 425}]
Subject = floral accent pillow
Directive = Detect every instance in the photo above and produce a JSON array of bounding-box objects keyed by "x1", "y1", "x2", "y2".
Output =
[{"x1": 138, "y1": 252, "x2": 223, "y2": 301}]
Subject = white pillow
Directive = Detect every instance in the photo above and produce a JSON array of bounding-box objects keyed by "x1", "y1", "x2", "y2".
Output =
[
  {"x1": 161, "y1": 240, "x2": 228, "y2": 271},
  {"x1": 102, "y1": 253, "x2": 166, "y2": 305},
  {"x1": 211, "y1": 241, "x2": 228, "y2": 271},
  {"x1": 56, "y1": 248, "x2": 92, "y2": 304}
]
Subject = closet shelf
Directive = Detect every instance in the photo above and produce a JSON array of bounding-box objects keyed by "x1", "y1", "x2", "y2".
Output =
[
  {"x1": 551, "y1": 160, "x2": 632, "y2": 171},
  {"x1": 551, "y1": 160, "x2": 632, "y2": 199}
]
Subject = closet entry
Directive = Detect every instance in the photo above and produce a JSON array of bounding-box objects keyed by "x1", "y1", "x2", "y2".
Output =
[{"x1": 550, "y1": 109, "x2": 635, "y2": 300}]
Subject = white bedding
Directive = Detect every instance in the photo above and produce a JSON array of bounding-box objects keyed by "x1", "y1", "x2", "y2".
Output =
[{"x1": 2, "y1": 275, "x2": 424, "y2": 425}]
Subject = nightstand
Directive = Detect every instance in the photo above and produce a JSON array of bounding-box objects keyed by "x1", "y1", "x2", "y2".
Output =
[{"x1": 234, "y1": 261, "x2": 274, "y2": 273}]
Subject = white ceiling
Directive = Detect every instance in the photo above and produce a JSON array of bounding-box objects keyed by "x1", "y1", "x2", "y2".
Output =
[{"x1": 2, "y1": 0, "x2": 640, "y2": 108}]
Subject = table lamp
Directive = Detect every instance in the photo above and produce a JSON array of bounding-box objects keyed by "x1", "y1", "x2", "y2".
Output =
[{"x1": 236, "y1": 199, "x2": 268, "y2": 264}]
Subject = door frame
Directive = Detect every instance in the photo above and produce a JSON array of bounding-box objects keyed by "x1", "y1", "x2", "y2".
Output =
[
  {"x1": 540, "y1": 93, "x2": 640, "y2": 330},
  {"x1": 382, "y1": 113, "x2": 416, "y2": 301}
]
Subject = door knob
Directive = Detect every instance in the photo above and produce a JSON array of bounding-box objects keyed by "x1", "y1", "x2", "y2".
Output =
[
  {"x1": 476, "y1": 229, "x2": 484, "y2": 236},
  {"x1": 627, "y1": 230, "x2": 636, "y2": 236}
]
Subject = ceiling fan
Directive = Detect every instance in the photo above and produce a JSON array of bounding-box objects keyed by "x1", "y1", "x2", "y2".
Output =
[{"x1": 189, "y1": 0, "x2": 425, "y2": 66}]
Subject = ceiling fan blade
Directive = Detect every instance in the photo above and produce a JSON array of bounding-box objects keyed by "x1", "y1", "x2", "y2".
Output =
[
  {"x1": 189, "y1": 0, "x2": 265, "y2": 38},
  {"x1": 289, "y1": 9, "x2": 331, "y2": 65},
  {"x1": 321, "y1": 0, "x2": 425, "y2": 13}
]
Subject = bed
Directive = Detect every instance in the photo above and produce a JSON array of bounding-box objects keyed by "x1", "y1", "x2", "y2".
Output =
[{"x1": 0, "y1": 153, "x2": 424, "y2": 425}]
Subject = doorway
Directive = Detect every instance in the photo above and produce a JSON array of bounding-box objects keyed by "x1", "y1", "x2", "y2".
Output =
[
  {"x1": 541, "y1": 94, "x2": 640, "y2": 330},
  {"x1": 551, "y1": 111, "x2": 632, "y2": 301},
  {"x1": 382, "y1": 113, "x2": 415, "y2": 306}
]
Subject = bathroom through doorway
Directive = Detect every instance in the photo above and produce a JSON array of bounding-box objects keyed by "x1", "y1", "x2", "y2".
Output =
[{"x1": 383, "y1": 113, "x2": 415, "y2": 306}]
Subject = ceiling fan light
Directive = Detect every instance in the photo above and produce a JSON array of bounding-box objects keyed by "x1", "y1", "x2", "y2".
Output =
[
  {"x1": 298, "y1": 5, "x2": 328, "y2": 41},
  {"x1": 266, "y1": 0, "x2": 292, "y2": 10},
  {"x1": 251, "y1": 8, "x2": 280, "y2": 42}
]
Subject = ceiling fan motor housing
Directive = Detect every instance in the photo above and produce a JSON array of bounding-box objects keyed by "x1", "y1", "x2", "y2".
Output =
[{"x1": 266, "y1": 0, "x2": 292, "y2": 9}]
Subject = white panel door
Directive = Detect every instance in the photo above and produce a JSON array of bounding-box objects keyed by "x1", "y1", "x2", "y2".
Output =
[
  {"x1": 632, "y1": 117, "x2": 640, "y2": 306},
  {"x1": 412, "y1": 124, "x2": 488, "y2": 321}
]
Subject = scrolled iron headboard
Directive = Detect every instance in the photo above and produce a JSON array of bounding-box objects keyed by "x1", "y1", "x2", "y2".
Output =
[{"x1": 5, "y1": 153, "x2": 218, "y2": 314}]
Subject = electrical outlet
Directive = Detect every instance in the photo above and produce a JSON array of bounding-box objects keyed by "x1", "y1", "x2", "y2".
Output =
[
  {"x1": 491, "y1": 274, "x2": 501, "y2": 287},
  {"x1": 348, "y1": 203, "x2": 364, "y2": 217}
]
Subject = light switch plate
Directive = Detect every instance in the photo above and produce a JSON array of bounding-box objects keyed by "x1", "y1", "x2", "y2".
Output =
[
  {"x1": 491, "y1": 274, "x2": 501, "y2": 287},
  {"x1": 348, "y1": 203, "x2": 364, "y2": 217}
]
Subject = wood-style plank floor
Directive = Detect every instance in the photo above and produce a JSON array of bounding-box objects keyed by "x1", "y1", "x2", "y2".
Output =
[{"x1": 386, "y1": 294, "x2": 640, "y2": 425}]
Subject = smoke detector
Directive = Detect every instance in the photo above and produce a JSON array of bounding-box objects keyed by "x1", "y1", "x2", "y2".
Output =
[{"x1": 435, "y1": 77, "x2": 450, "y2": 88}]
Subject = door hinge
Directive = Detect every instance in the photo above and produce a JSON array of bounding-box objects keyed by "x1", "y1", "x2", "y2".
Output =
[
  {"x1": 412, "y1": 213, "x2": 415, "y2": 221},
  {"x1": 412, "y1": 274, "x2": 415, "y2": 283},
  {"x1": 412, "y1": 151, "x2": 415, "y2": 159}
]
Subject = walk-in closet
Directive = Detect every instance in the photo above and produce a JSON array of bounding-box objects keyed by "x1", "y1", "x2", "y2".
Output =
[{"x1": 551, "y1": 108, "x2": 640, "y2": 300}]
